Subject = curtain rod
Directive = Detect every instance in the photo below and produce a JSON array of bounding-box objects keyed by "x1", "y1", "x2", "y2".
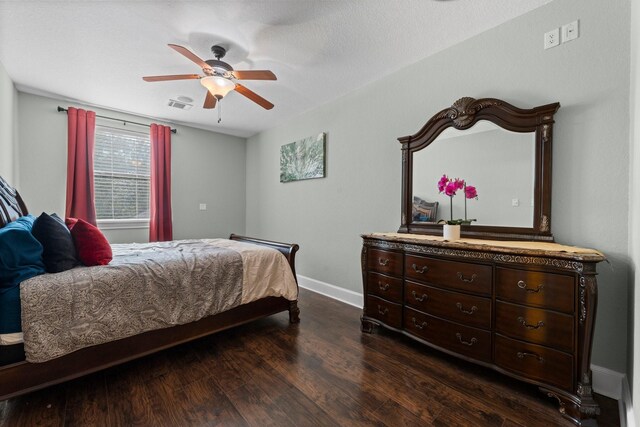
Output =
[{"x1": 57, "y1": 106, "x2": 177, "y2": 134}]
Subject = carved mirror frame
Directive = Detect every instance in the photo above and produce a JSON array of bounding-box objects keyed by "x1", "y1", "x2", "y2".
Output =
[{"x1": 398, "y1": 97, "x2": 560, "y2": 241}]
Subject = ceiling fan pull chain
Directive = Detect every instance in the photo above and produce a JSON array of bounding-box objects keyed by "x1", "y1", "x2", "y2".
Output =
[{"x1": 218, "y1": 99, "x2": 222, "y2": 123}]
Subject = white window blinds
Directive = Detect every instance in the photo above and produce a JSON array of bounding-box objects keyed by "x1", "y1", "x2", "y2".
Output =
[{"x1": 94, "y1": 126, "x2": 150, "y2": 220}]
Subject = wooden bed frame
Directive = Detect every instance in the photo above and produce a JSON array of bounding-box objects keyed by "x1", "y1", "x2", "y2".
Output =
[{"x1": 0, "y1": 177, "x2": 300, "y2": 401}]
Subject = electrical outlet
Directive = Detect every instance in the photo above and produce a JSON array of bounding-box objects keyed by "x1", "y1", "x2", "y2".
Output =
[
  {"x1": 544, "y1": 28, "x2": 560, "y2": 49},
  {"x1": 199, "y1": 203, "x2": 207, "y2": 211},
  {"x1": 562, "y1": 20, "x2": 579, "y2": 42},
  {"x1": 512, "y1": 198, "x2": 520, "y2": 207}
]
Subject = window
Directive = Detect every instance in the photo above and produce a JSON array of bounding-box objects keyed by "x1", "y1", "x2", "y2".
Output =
[{"x1": 94, "y1": 126, "x2": 150, "y2": 223}]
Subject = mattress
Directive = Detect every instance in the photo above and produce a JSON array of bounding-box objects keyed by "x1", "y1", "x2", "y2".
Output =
[
  {"x1": 18, "y1": 238, "x2": 297, "y2": 363},
  {"x1": 0, "y1": 332, "x2": 23, "y2": 345}
]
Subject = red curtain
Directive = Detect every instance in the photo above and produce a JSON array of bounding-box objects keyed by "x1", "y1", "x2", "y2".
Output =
[
  {"x1": 149, "y1": 124, "x2": 173, "y2": 241},
  {"x1": 65, "y1": 107, "x2": 97, "y2": 225}
]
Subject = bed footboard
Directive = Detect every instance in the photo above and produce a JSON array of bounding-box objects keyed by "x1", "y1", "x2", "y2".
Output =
[
  {"x1": 229, "y1": 233, "x2": 299, "y2": 282},
  {"x1": 229, "y1": 234, "x2": 301, "y2": 323}
]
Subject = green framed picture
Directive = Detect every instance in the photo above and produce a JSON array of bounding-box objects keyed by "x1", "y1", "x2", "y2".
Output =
[{"x1": 280, "y1": 133, "x2": 326, "y2": 183}]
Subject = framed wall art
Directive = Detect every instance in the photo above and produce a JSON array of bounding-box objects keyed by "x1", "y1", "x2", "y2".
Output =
[{"x1": 280, "y1": 133, "x2": 326, "y2": 183}]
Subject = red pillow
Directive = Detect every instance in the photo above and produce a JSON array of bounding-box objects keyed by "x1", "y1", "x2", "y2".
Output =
[
  {"x1": 70, "y1": 219, "x2": 112, "y2": 266},
  {"x1": 65, "y1": 217, "x2": 79, "y2": 230}
]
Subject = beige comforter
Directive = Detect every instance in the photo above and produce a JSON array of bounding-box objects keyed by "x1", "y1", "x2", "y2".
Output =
[{"x1": 20, "y1": 239, "x2": 298, "y2": 363}]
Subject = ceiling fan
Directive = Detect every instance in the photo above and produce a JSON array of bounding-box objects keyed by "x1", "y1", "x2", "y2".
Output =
[{"x1": 143, "y1": 44, "x2": 276, "y2": 111}]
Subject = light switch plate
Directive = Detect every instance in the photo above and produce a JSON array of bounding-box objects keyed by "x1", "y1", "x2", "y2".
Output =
[
  {"x1": 562, "y1": 20, "x2": 579, "y2": 42},
  {"x1": 199, "y1": 203, "x2": 207, "y2": 211}
]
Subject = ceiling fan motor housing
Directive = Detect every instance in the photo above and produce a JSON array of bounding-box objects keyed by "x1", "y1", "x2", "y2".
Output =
[{"x1": 204, "y1": 59, "x2": 233, "y2": 77}]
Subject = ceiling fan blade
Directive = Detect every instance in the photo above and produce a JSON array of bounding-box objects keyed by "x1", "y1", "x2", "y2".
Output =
[
  {"x1": 203, "y1": 91, "x2": 217, "y2": 109},
  {"x1": 167, "y1": 44, "x2": 211, "y2": 70},
  {"x1": 232, "y1": 70, "x2": 277, "y2": 80},
  {"x1": 234, "y1": 84, "x2": 274, "y2": 110},
  {"x1": 142, "y1": 74, "x2": 201, "y2": 82}
]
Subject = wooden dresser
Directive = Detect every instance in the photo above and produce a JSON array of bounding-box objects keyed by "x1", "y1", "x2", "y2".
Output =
[{"x1": 361, "y1": 233, "x2": 605, "y2": 426}]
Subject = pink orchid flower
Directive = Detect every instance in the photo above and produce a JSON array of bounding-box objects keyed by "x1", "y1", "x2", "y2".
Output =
[
  {"x1": 444, "y1": 181, "x2": 458, "y2": 197},
  {"x1": 465, "y1": 185, "x2": 478, "y2": 199},
  {"x1": 437, "y1": 174, "x2": 449, "y2": 193}
]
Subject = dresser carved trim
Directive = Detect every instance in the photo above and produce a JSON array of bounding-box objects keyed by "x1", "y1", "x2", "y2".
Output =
[{"x1": 361, "y1": 233, "x2": 605, "y2": 426}]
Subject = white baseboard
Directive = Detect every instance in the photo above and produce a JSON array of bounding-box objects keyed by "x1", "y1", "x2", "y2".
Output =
[
  {"x1": 592, "y1": 365, "x2": 624, "y2": 400},
  {"x1": 297, "y1": 275, "x2": 363, "y2": 308},
  {"x1": 620, "y1": 375, "x2": 635, "y2": 427},
  {"x1": 297, "y1": 275, "x2": 628, "y2": 412}
]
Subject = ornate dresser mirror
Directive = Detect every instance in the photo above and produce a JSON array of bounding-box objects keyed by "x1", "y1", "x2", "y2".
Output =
[{"x1": 398, "y1": 97, "x2": 560, "y2": 241}]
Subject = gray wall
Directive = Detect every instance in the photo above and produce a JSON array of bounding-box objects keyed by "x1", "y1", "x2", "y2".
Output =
[
  {"x1": 0, "y1": 61, "x2": 18, "y2": 184},
  {"x1": 246, "y1": 0, "x2": 631, "y2": 373},
  {"x1": 17, "y1": 92, "x2": 246, "y2": 243}
]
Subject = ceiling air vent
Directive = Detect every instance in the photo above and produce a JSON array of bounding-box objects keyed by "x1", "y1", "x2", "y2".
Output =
[{"x1": 168, "y1": 99, "x2": 193, "y2": 110}]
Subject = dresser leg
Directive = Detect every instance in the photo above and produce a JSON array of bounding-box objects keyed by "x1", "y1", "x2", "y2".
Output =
[
  {"x1": 575, "y1": 378, "x2": 601, "y2": 426},
  {"x1": 288, "y1": 300, "x2": 300, "y2": 323},
  {"x1": 541, "y1": 387, "x2": 600, "y2": 426},
  {"x1": 361, "y1": 317, "x2": 377, "y2": 333}
]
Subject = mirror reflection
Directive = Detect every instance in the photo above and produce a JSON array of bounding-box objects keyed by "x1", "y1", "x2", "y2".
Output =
[{"x1": 412, "y1": 121, "x2": 536, "y2": 227}]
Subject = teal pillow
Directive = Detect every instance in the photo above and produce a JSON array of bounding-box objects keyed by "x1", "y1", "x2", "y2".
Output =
[
  {"x1": 0, "y1": 215, "x2": 46, "y2": 289},
  {"x1": 0, "y1": 285, "x2": 21, "y2": 334}
]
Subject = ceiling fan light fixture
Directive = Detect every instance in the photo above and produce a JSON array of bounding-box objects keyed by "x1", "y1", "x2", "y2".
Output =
[{"x1": 200, "y1": 76, "x2": 235, "y2": 98}]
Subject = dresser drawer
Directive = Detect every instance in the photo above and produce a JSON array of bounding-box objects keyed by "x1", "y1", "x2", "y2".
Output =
[
  {"x1": 367, "y1": 272, "x2": 402, "y2": 303},
  {"x1": 405, "y1": 254, "x2": 492, "y2": 296},
  {"x1": 496, "y1": 267, "x2": 574, "y2": 314},
  {"x1": 495, "y1": 301, "x2": 574, "y2": 352},
  {"x1": 366, "y1": 295, "x2": 402, "y2": 328},
  {"x1": 404, "y1": 308, "x2": 492, "y2": 363},
  {"x1": 367, "y1": 249, "x2": 403, "y2": 276},
  {"x1": 494, "y1": 334, "x2": 573, "y2": 391},
  {"x1": 404, "y1": 281, "x2": 491, "y2": 329}
]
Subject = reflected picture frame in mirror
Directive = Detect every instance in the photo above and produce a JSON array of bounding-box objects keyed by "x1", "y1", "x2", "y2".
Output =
[{"x1": 398, "y1": 97, "x2": 560, "y2": 241}]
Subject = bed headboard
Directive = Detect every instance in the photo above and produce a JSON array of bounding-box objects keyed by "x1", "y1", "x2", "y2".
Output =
[{"x1": 0, "y1": 176, "x2": 28, "y2": 228}]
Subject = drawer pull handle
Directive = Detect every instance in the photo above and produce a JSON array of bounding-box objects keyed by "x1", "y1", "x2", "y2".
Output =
[
  {"x1": 517, "y1": 280, "x2": 544, "y2": 293},
  {"x1": 457, "y1": 272, "x2": 477, "y2": 283},
  {"x1": 378, "y1": 282, "x2": 390, "y2": 291},
  {"x1": 517, "y1": 351, "x2": 545, "y2": 363},
  {"x1": 517, "y1": 316, "x2": 545, "y2": 330},
  {"x1": 412, "y1": 290, "x2": 428, "y2": 302},
  {"x1": 412, "y1": 317, "x2": 428, "y2": 329},
  {"x1": 377, "y1": 305, "x2": 389, "y2": 316},
  {"x1": 456, "y1": 302, "x2": 478, "y2": 315},
  {"x1": 455, "y1": 333, "x2": 478, "y2": 346},
  {"x1": 378, "y1": 258, "x2": 390, "y2": 266},
  {"x1": 412, "y1": 263, "x2": 429, "y2": 274}
]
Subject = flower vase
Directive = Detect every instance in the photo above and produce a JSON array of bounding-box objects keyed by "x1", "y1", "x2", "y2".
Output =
[{"x1": 443, "y1": 224, "x2": 461, "y2": 241}]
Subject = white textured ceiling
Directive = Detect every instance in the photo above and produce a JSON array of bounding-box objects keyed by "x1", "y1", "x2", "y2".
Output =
[{"x1": 0, "y1": 0, "x2": 553, "y2": 138}]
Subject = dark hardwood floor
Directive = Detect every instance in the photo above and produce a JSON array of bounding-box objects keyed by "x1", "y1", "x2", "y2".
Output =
[{"x1": 0, "y1": 289, "x2": 620, "y2": 426}]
